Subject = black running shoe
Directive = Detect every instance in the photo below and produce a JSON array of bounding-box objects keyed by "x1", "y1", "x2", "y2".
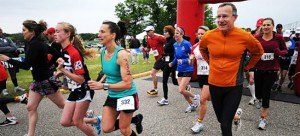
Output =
[
  {"x1": 0, "y1": 118, "x2": 18, "y2": 126},
  {"x1": 135, "y1": 114, "x2": 143, "y2": 134}
]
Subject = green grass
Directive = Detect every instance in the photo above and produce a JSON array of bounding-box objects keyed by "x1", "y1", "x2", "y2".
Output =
[{"x1": 3, "y1": 54, "x2": 154, "y2": 97}]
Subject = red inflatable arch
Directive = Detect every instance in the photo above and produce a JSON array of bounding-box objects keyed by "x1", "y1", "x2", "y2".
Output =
[{"x1": 177, "y1": 0, "x2": 300, "y2": 97}]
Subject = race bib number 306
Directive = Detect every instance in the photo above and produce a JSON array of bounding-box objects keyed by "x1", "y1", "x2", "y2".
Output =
[
  {"x1": 117, "y1": 96, "x2": 135, "y2": 111},
  {"x1": 261, "y1": 53, "x2": 274, "y2": 61}
]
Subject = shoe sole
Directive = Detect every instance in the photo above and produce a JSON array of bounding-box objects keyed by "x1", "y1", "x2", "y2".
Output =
[
  {"x1": 258, "y1": 127, "x2": 266, "y2": 130},
  {"x1": 147, "y1": 92, "x2": 158, "y2": 96},
  {"x1": 0, "y1": 121, "x2": 19, "y2": 126}
]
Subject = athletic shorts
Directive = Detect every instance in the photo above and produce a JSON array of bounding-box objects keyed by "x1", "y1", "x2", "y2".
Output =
[
  {"x1": 153, "y1": 59, "x2": 165, "y2": 71},
  {"x1": 197, "y1": 75, "x2": 208, "y2": 88},
  {"x1": 103, "y1": 93, "x2": 139, "y2": 113},
  {"x1": 279, "y1": 57, "x2": 291, "y2": 70},
  {"x1": 178, "y1": 72, "x2": 193, "y2": 77},
  {"x1": 67, "y1": 90, "x2": 94, "y2": 102},
  {"x1": 29, "y1": 76, "x2": 61, "y2": 95}
]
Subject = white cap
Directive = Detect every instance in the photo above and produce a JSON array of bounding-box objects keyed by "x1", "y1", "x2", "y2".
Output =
[
  {"x1": 296, "y1": 27, "x2": 300, "y2": 34},
  {"x1": 144, "y1": 26, "x2": 155, "y2": 31},
  {"x1": 283, "y1": 30, "x2": 291, "y2": 37}
]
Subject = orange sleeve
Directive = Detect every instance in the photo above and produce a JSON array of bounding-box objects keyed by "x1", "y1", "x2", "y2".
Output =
[{"x1": 245, "y1": 34, "x2": 264, "y2": 71}]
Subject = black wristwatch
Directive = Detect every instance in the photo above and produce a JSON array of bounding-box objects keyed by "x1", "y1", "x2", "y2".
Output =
[{"x1": 103, "y1": 83, "x2": 109, "y2": 91}]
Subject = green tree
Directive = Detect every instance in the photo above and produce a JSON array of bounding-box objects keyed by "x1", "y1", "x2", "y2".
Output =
[
  {"x1": 204, "y1": 5, "x2": 217, "y2": 30},
  {"x1": 115, "y1": 1, "x2": 216, "y2": 35}
]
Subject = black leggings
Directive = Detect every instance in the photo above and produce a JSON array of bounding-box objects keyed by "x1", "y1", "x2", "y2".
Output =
[
  {"x1": 162, "y1": 65, "x2": 178, "y2": 100},
  {"x1": 8, "y1": 67, "x2": 18, "y2": 87},
  {"x1": 254, "y1": 70, "x2": 277, "y2": 108},
  {"x1": 0, "y1": 98, "x2": 15, "y2": 115},
  {"x1": 209, "y1": 85, "x2": 243, "y2": 136}
]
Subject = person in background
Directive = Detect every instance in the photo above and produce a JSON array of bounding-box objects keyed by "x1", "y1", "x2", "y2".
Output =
[
  {"x1": 200, "y1": 3, "x2": 263, "y2": 136},
  {"x1": 276, "y1": 24, "x2": 283, "y2": 35},
  {"x1": 253, "y1": 18, "x2": 287, "y2": 130},
  {"x1": 88, "y1": 21, "x2": 143, "y2": 136},
  {"x1": 157, "y1": 25, "x2": 178, "y2": 106},
  {"x1": 0, "y1": 28, "x2": 25, "y2": 95},
  {"x1": 144, "y1": 26, "x2": 166, "y2": 96},
  {"x1": 141, "y1": 35, "x2": 149, "y2": 63},
  {"x1": 129, "y1": 35, "x2": 141, "y2": 64},
  {"x1": 169, "y1": 26, "x2": 200, "y2": 113}
]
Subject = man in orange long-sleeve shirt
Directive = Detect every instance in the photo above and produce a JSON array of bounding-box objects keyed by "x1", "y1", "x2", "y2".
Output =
[{"x1": 199, "y1": 3, "x2": 263, "y2": 136}]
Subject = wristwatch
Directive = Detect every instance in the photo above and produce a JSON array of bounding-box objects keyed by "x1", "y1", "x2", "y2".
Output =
[{"x1": 103, "y1": 83, "x2": 109, "y2": 91}]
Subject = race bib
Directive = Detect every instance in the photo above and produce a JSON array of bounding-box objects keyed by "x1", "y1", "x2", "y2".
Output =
[
  {"x1": 175, "y1": 71, "x2": 179, "y2": 79},
  {"x1": 165, "y1": 56, "x2": 170, "y2": 62},
  {"x1": 117, "y1": 96, "x2": 135, "y2": 111},
  {"x1": 153, "y1": 49, "x2": 159, "y2": 56},
  {"x1": 199, "y1": 65, "x2": 209, "y2": 71},
  {"x1": 261, "y1": 53, "x2": 274, "y2": 61},
  {"x1": 65, "y1": 76, "x2": 81, "y2": 90}
]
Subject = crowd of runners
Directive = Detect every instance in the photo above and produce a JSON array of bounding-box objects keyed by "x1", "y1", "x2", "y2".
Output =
[{"x1": 0, "y1": 2, "x2": 299, "y2": 136}]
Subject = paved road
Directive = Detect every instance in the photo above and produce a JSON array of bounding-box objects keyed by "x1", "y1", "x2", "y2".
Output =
[{"x1": 1, "y1": 74, "x2": 300, "y2": 136}]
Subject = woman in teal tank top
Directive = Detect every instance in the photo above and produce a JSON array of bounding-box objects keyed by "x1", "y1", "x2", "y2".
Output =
[{"x1": 88, "y1": 21, "x2": 143, "y2": 136}]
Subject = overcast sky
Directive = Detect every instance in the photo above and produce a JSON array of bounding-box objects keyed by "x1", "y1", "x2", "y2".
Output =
[{"x1": 0, "y1": 0, "x2": 299, "y2": 34}]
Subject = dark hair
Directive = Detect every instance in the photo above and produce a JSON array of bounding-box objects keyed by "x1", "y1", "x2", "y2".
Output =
[
  {"x1": 264, "y1": 18, "x2": 275, "y2": 26},
  {"x1": 276, "y1": 24, "x2": 283, "y2": 29},
  {"x1": 102, "y1": 21, "x2": 123, "y2": 42},
  {"x1": 219, "y1": 2, "x2": 237, "y2": 16},
  {"x1": 163, "y1": 25, "x2": 175, "y2": 37},
  {"x1": 23, "y1": 20, "x2": 47, "y2": 40}
]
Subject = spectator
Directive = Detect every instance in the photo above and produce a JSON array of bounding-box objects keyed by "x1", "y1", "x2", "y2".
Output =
[
  {"x1": 129, "y1": 35, "x2": 141, "y2": 64},
  {"x1": 141, "y1": 35, "x2": 149, "y2": 63}
]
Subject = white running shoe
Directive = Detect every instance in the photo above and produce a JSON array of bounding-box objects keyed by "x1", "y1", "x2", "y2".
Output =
[
  {"x1": 14, "y1": 86, "x2": 26, "y2": 92},
  {"x1": 186, "y1": 84, "x2": 191, "y2": 92},
  {"x1": 1, "y1": 89, "x2": 9, "y2": 96},
  {"x1": 86, "y1": 110, "x2": 94, "y2": 118},
  {"x1": 0, "y1": 117, "x2": 18, "y2": 126},
  {"x1": 192, "y1": 95, "x2": 200, "y2": 108},
  {"x1": 233, "y1": 108, "x2": 243, "y2": 131},
  {"x1": 248, "y1": 97, "x2": 257, "y2": 105},
  {"x1": 258, "y1": 118, "x2": 267, "y2": 130},
  {"x1": 157, "y1": 98, "x2": 169, "y2": 106},
  {"x1": 191, "y1": 122, "x2": 204, "y2": 133},
  {"x1": 185, "y1": 105, "x2": 196, "y2": 113}
]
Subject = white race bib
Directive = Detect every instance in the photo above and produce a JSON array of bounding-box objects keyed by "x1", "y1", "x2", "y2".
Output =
[
  {"x1": 199, "y1": 65, "x2": 209, "y2": 71},
  {"x1": 165, "y1": 56, "x2": 170, "y2": 62},
  {"x1": 175, "y1": 71, "x2": 178, "y2": 79},
  {"x1": 153, "y1": 49, "x2": 159, "y2": 56},
  {"x1": 117, "y1": 96, "x2": 135, "y2": 111},
  {"x1": 261, "y1": 53, "x2": 274, "y2": 61}
]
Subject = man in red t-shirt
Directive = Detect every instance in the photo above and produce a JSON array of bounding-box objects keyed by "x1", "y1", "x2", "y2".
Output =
[{"x1": 144, "y1": 26, "x2": 166, "y2": 96}]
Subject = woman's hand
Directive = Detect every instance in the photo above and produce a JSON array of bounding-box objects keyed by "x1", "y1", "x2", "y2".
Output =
[
  {"x1": 56, "y1": 58, "x2": 64, "y2": 70},
  {"x1": 0, "y1": 54, "x2": 10, "y2": 61},
  {"x1": 169, "y1": 62, "x2": 172, "y2": 67},
  {"x1": 88, "y1": 80, "x2": 103, "y2": 90}
]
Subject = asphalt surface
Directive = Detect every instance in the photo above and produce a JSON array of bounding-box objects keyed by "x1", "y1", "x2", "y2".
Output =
[{"x1": 1, "y1": 74, "x2": 300, "y2": 136}]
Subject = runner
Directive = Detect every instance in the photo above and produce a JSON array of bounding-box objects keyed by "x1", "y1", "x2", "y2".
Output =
[
  {"x1": 157, "y1": 25, "x2": 178, "y2": 106},
  {"x1": 169, "y1": 26, "x2": 200, "y2": 113},
  {"x1": 54, "y1": 22, "x2": 96, "y2": 135},
  {"x1": 0, "y1": 20, "x2": 65, "y2": 136},
  {"x1": 144, "y1": 26, "x2": 166, "y2": 96},
  {"x1": 88, "y1": 21, "x2": 143, "y2": 136},
  {"x1": 200, "y1": 3, "x2": 263, "y2": 135},
  {"x1": 253, "y1": 18, "x2": 288, "y2": 130}
]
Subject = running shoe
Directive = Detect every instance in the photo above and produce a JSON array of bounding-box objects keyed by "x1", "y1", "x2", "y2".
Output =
[
  {"x1": 14, "y1": 86, "x2": 26, "y2": 92},
  {"x1": 258, "y1": 118, "x2": 267, "y2": 130},
  {"x1": 134, "y1": 114, "x2": 143, "y2": 134},
  {"x1": 86, "y1": 110, "x2": 94, "y2": 118},
  {"x1": 255, "y1": 100, "x2": 262, "y2": 109},
  {"x1": 271, "y1": 83, "x2": 278, "y2": 91},
  {"x1": 93, "y1": 115, "x2": 102, "y2": 135},
  {"x1": 193, "y1": 95, "x2": 200, "y2": 108},
  {"x1": 191, "y1": 122, "x2": 204, "y2": 133},
  {"x1": 186, "y1": 84, "x2": 191, "y2": 92},
  {"x1": 147, "y1": 89, "x2": 158, "y2": 96},
  {"x1": 248, "y1": 97, "x2": 257, "y2": 105},
  {"x1": 0, "y1": 117, "x2": 18, "y2": 126},
  {"x1": 1, "y1": 89, "x2": 9, "y2": 96},
  {"x1": 185, "y1": 105, "x2": 196, "y2": 113},
  {"x1": 19, "y1": 93, "x2": 28, "y2": 104},
  {"x1": 233, "y1": 108, "x2": 243, "y2": 131},
  {"x1": 157, "y1": 98, "x2": 169, "y2": 106}
]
